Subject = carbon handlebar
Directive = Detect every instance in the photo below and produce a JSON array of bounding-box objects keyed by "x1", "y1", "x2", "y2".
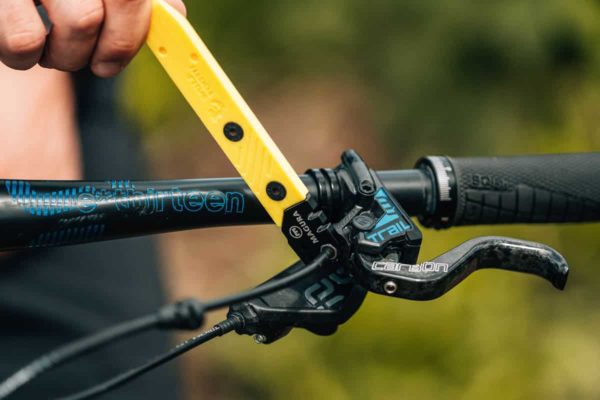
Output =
[{"x1": 0, "y1": 153, "x2": 597, "y2": 251}]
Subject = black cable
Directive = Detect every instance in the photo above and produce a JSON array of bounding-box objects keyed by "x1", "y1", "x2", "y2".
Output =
[
  {"x1": 0, "y1": 315, "x2": 158, "y2": 400},
  {"x1": 155, "y1": 248, "x2": 333, "y2": 330},
  {"x1": 55, "y1": 318, "x2": 242, "y2": 400},
  {"x1": 204, "y1": 248, "x2": 333, "y2": 310},
  {"x1": 0, "y1": 249, "x2": 333, "y2": 399}
]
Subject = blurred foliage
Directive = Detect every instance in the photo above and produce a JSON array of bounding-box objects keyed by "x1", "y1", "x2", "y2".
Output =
[
  {"x1": 120, "y1": 1, "x2": 600, "y2": 399},
  {"x1": 123, "y1": 0, "x2": 600, "y2": 158}
]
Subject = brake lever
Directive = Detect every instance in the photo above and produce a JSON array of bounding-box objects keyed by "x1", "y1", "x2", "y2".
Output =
[
  {"x1": 229, "y1": 150, "x2": 570, "y2": 343},
  {"x1": 329, "y1": 151, "x2": 570, "y2": 300},
  {"x1": 359, "y1": 236, "x2": 569, "y2": 300}
]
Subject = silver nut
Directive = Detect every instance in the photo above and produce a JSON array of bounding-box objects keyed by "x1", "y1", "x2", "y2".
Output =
[
  {"x1": 254, "y1": 334, "x2": 268, "y2": 344},
  {"x1": 383, "y1": 281, "x2": 398, "y2": 295}
]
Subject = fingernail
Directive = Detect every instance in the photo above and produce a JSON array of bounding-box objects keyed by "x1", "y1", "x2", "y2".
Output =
[{"x1": 92, "y1": 61, "x2": 123, "y2": 78}]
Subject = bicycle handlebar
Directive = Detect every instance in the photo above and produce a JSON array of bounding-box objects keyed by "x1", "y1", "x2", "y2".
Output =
[
  {"x1": 0, "y1": 153, "x2": 597, "y2": 252},
  {"x1": 0, "y1": 171, "x2": 432, "y2": 251}
]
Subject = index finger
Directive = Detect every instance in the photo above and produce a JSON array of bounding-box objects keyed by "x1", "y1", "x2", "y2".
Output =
[
  {"x1": 90, "y1": 0, "x2": 151, "y2": 77},
  {"x1": 0, "y1": 0, "x2": 46, "y2": 70},
  {"x1": 90, "y1": 0, "x2": 186, "y2": 78}
]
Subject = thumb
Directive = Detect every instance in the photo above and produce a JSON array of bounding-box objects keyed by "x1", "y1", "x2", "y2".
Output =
[{"x1": 162, "y1": 0, "x2": 187, "y2": 16}]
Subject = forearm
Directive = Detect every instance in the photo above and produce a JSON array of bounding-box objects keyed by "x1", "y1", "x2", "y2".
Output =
[{"x1": 0, "y1": 64, "x2": 81, "y2": 180}]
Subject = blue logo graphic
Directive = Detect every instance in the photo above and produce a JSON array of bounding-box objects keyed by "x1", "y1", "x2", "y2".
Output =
[
  {"x1": 365, "y1": 188, "x2": 412, "y2": 243},
  {"x1": 5, "y1": 180, "x2": 245, "y2": 217},
  {"x1": 29, "y1": 225, "x2": 106, "y2": 248},
  {"x1": 5, "y1": 180, "x2": 86, "y2": 216}
]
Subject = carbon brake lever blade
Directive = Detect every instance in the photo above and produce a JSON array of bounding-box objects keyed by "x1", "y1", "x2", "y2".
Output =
[{"x1": 367, "y1": 236, "x2": 569, "y2": 300}]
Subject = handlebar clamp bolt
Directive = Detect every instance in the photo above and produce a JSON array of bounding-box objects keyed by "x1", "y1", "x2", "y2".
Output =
[
  {"x1": 383, "y1": 281, "x2": 398, "y2": 295},
  {"x1": 359, "y1": 180, "x2": 375, "y2": 194}
]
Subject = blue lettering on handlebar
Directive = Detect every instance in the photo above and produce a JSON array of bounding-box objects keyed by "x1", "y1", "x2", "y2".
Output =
[{"x1": 5, "y1": 180, "x2": 245, "y2": 217}]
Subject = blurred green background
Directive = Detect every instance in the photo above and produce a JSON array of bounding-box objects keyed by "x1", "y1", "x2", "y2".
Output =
[{"x1": 122, "y1": 1, "x2": 599, "y2": 399}]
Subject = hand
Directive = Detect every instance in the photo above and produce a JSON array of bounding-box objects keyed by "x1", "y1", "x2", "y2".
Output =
[{"x1": 0, "y1": 0, "x2": 186, "y2": 78}]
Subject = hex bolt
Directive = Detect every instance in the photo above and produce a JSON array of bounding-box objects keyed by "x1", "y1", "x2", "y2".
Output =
[
  {"x1": 383, "y1": 281, "x2": 398, "y2": 295},
  {"x1": 266, "y1": 181, "x2": 287, "y2": 201},
  {"x1": 224, "y1": 122, "x2": 244, "y2": 142},
  {"x1": 360, "y1": 180, "x2": 375, "y2": 194},
  {"x1": 254, "y1": 334, "x2": 268, "y2": 344}
]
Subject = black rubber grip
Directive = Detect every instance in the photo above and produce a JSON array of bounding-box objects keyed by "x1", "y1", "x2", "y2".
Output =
[{"x1": 447, "y1": 153, "x2": 600, "y2": 226}]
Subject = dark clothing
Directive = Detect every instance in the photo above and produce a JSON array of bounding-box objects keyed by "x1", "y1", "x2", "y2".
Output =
[{"x1": 0, "y1": 71, "x2": 180, "y2": 399}]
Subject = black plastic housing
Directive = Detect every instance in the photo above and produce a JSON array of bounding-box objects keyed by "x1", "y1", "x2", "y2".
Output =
[{"x1": 228, "y1": 261, "x2": 367, "y2": 343}]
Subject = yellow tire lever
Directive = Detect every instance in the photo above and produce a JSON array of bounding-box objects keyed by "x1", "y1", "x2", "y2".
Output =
[{"x1": 146, "y1": 0, "x2": 308, "y2": 227}]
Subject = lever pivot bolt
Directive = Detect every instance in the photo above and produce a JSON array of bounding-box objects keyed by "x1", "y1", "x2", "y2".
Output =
[
  {"x1": 267, "y1": 182, "x2": 287, "y2": 201},
  {"x1": 383, "y1": 281, "x2": 398, "y2": 295},
  {"x1": 224, "y1": 122, "x2": 244, "y2": 142},
  {"x1": 254, "y1": 334, "x2": 268, "y2": 344}
]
